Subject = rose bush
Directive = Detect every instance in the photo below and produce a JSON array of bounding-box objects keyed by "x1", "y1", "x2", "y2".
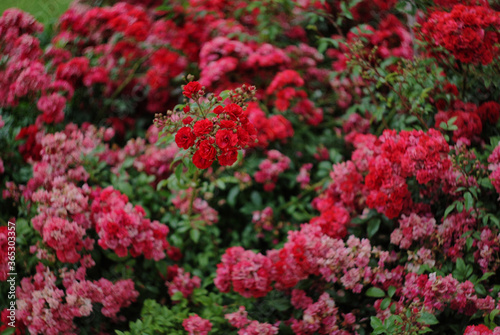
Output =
[{"x1": 1, "y1": 0, "x2": 500, "y2": 334}]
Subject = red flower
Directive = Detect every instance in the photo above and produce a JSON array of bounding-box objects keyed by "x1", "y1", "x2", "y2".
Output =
[
  {"x1": 218, "y1": 149, "x2": 238, "y2": 166},
  {"x1": 193, "y1": 119, "x2": 213, "y2": 137},
  {"x1": 219, "y1": 120, "x2": 236, "y2": 129},
  {"x1": 213, "y1": 105, "x2": 224, "y2": 114},
  {"x1": 192, "y1": 150, "x2": 214, "y2": 169},
  {"x1": 237, "y1": 127, "x2": 250, "y2": 146},
  {"x1": 215, "y1": 129, "x2": 238, "y2": 149},
  {"x1": 225, "y1": 103, "x2": 244, "y2": 120},
  {"x1": 476, "y1": 101, "x2": 500, "y2": 124},
  {"x1": 183, "y1": 81, "x2": 202, "y2": 99},
  {"x1": 198, "y1": 140, "x2": 216, "y2": 160},
  {"x1": 175, "y1": 127, "x2": 196, "y2": 149},
  {"x1": 182, "y1": 116, "x2": 194, "y2": 125}
]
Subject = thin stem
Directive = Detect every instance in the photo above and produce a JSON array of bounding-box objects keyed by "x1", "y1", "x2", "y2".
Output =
[{"x1": 187, "y1": 169, "x2": 201, "y2": 217}]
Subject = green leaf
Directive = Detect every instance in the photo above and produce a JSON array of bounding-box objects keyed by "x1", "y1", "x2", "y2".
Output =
[
  {"x1": 175, "y1": 163, "x2": 183, "y2": 181},
  {"x1": 417, "y1": 312, "x2": 439, "y2": 325},
  {"x1": 466, "y1": 237, "x2": 473, "y2": 250},
  {"x1": 1, "y1": 328, "x2": 16, "y2": 335},
  {"x1": 370, "y1": 316, "x2": 384, "y2": 330},
  {"x1": 443, "y1": 203, "x2": 455, "y2": 219},
  {"x1": 464, "y1": 192, "x2": 474, "y2": 211},
  {"x1": 190, "y1": 229, "x2": 200, "y2": 243},
  {"x1": 479, "y1": 272, "x2": 495, "y2": 282},
  {"x1": 388, "y1": 286, "x2": 397, "y2": 298},
  {"x1": 366, "y1": 287, "x2": 386, "y2": 298},
  {"x1": 367, "y1": 219, "x2": 381, "y2": 238},
  {"x1": 171, "y1": 291, "x2": 184, "y2": 301},
  {"x1": 489, "y1": 309, "x2": 500, "y2": 322},
  {"x1": 251, "y1": 191, "x2": 262, "y2": 207},
  {"x1": 380, "y1": 298, "x2": 391, "y2": 310},
  {"x1": 227, "y1": 186, "x2": 239, "y2": 207},
  {"x1": 156, "y1": 178, "x2": 169, "y2": 191}
]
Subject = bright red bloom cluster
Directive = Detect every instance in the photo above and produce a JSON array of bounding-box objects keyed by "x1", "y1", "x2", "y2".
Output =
[
  {"x1": 173, "y1": 81, "x2": 258, "y2": 169},
  {"x1": 266, "y1": 70, "x2": 323, "y2": 125},
  {"x1": 91, "y1": 186, "x2": 171, "y2": 260},
  {"x1": 420, "y1": 5, "x2": 500, "y2": 65},
  {"x1": 214, "y1": 246, "x2": 273, "y2": 298},
  {"x1": 245, "y1": 102, "x2": 294, "y2": 148},
  {"x1": 54, "y1": 3, "x2": 187, "y2": 113},
  {"x1": 476, "y1": 101, "x2": 500, "y2": 125},
  {"x1": 365, "y1": 129, "x2": 451, "y2": 219},
  {"x1": 435, "y1": 101, "x2": 483, "y2": 143}
]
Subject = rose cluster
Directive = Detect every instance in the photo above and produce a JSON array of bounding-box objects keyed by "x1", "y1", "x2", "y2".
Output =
[
  {"x1": 172, "y1": 81, "x2": 258, "y2": 169},
  {"x1": 420, "y1": 4, "x2": 500, "y2": 65}
]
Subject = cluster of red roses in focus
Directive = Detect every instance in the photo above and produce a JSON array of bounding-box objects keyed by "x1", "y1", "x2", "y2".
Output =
[
  {"x1": 162, "y1": 80, "x2": 258, "y2": 169},
  {"x1": 420, "y1": 4, "x2": 500, "y2": 65}
]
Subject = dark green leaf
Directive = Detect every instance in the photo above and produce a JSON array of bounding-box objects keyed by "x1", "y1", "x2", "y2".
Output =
[{"x1": 367, "y1": 219, "x2": 381, "y2": 238}]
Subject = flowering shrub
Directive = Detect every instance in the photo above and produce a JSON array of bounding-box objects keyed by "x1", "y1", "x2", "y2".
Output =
[{"x1": 1, "y1": 0, "x2": 500, "y2": 334}]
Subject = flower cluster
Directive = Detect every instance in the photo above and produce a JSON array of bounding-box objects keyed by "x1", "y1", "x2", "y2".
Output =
[
  {"x1": 252, "y1": 207, "x2": 274, "y2": 235},
  {"x1": 28, "y1": 125, "x2": 107, "y2": 263},
  {"x1": 182, "y1": 314, "x2": 212, "y2": 335},
  {"x1": 435, "y1": 101, "x2": 483, "y2": 143},
  {"x1": 245, "y1": 102, "x2": 294, "y2": 148},
  {"x1": 464, "y1": 325, "x2": 500, "y2": 335},
  {"x1": 254, "y1": 150, "x2": 291, "y2": 191},
  {"x1": 171, "y1": 81, "x2": 258, "y2": 169},
  {"x1": 290, "y1": 292, "x2": 343, "y2": 335},
  {"x1": 214, "y1": 247, "x2": 273, "y2": 298},
  {"x1": 17, "y1": 262, "x2": 138, "y2": 334},
  {"x1": 165, "y1": 265, "x2": 201, "y2": 302},
  {"x1": 391, "y1": 213, "x2": 437, "y2": 249},
  {"x1": 91, "y1": 186, "x2": 171, "y2": 260},
  {"x1": 365, "y1": 129, "x2": 451, "y2": 218},
  {"x1": 225, "y1": 306, "x2": 279, "y2": 335},
  {"x1": 53, "y1": 3, "x2": 187, "y2": 113},
  {"x1": 420, "y1": 5, "x2": 500, "y2": 65}
]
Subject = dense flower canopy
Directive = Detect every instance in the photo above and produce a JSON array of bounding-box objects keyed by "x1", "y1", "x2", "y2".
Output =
[{"x1": 1, "y1": 0, "x2": 500, "y2": 334}]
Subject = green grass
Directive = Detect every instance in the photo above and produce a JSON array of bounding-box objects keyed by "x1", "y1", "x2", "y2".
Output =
[{"x1": 0, "y1": 0, "x2": 72, "y2": 26}]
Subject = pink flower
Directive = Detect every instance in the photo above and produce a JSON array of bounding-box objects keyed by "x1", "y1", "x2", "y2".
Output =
[{"x1": 182, "y1": 315, "x2": 212, "y2": 335}]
